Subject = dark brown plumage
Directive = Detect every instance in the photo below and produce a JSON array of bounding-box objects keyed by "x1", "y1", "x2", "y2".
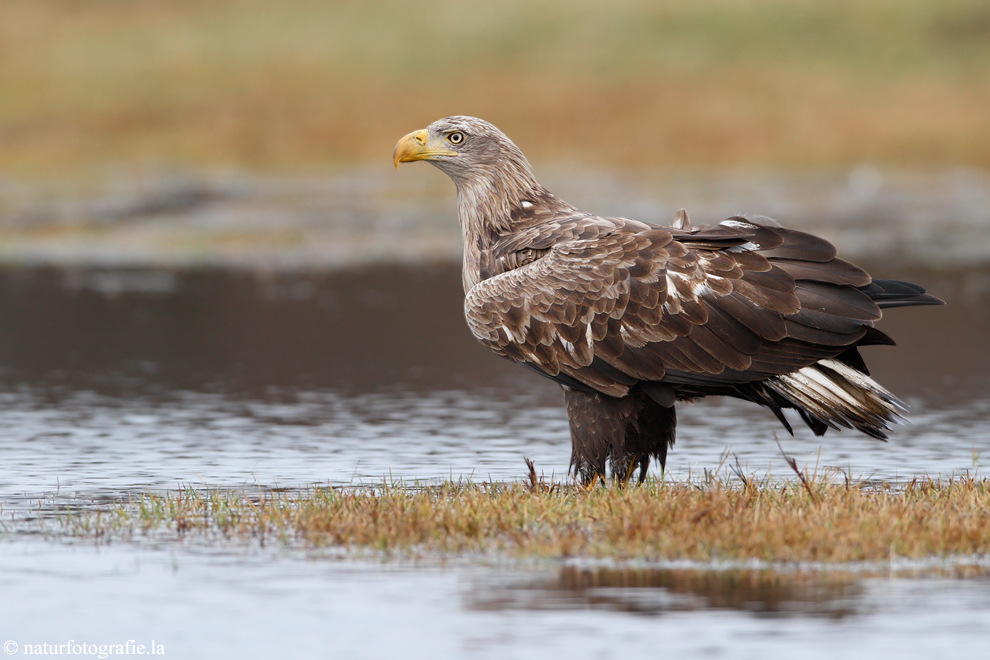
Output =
[{"x1": 394, "y1": 116, "x2": 942, "y2": 484}]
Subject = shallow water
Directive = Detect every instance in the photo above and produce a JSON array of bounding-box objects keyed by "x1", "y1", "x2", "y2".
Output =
[
  {"x1": 2, "y1": 543, "x2": 990, "y2": 659},
  {"x1": 1, "y1": 263, "x2": 989, "y2": 658}
]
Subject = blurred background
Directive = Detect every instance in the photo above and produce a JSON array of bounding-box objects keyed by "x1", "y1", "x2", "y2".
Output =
[
  {"x1": 1, "y1": 0, "x2": 989, "y2": 268},
  {"x1": 3, "y1": 0, "x2": 990, "y2": 173}
]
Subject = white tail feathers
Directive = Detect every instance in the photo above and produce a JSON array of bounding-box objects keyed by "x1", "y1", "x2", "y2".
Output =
[{"x1": 766, "y1": 358, "x2": 906, "y2": 439}]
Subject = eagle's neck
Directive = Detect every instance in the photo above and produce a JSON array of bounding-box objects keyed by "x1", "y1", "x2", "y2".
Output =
[{"x1": 452, "y1": 162, "x2": 544, "y2": 293}]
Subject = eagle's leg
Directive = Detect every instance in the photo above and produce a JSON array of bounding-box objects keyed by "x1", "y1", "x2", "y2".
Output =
[{"x1": 563, "y1": 386, "x2": 677, "y2": 486}]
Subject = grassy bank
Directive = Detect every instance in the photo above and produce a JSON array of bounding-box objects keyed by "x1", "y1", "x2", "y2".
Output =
[
  {"x1": 62, "y1": 472, "x2": 990, "y2": 563},
  {"x1": 2, "y1": 0, "x2": 989, "y2": 178}
]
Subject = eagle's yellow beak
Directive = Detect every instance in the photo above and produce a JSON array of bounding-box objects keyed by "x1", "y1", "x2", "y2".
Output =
[{"x1": 393, "y1": 129, "x2": 456, "y2": 168}]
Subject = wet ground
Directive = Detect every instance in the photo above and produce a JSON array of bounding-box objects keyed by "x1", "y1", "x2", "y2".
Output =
[{"x1": 0, "y1": 262, "x2": 988, "y2": 657}]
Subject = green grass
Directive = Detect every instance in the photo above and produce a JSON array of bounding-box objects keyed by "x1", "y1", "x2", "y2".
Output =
[{"x1": 2, "y1": 0, "x2": 989, "y2": 178}]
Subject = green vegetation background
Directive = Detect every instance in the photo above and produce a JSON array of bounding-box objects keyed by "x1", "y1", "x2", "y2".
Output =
[{"x1": 2, "y1": 0, "x2": 989, "y2": 179}]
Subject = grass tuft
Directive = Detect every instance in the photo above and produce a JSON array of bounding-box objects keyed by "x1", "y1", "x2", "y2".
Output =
[{"x1": 54, "y1": 469, "x2": 990, "y2": 563}]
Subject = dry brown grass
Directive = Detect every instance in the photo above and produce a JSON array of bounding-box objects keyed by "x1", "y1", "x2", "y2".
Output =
[
  {"x1": 2, "y1": 0, "x2": 989, "y2": 179},
  {"x1": 67, "y1": 471, "x2": 990, "y2": 563}
]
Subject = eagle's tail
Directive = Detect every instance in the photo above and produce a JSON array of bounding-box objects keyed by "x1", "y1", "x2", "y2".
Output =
[
  {"x1": 764, "y1": 358, "x2": 905, "y2": 440},
  {"x1": 757, "y1": 278, "x2": 941, "y2": 440},
  {"x1": 858, "y1": 279, "x2": 944, "y2": 309}
]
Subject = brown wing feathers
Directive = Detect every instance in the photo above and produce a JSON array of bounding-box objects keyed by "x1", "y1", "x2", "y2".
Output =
[{"x1": 464, "y1": 212, "x2": 894, "y2": 401}]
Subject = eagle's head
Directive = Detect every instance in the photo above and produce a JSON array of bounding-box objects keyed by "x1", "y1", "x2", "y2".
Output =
[
  {"x1": 394, "y1": 117, "x2": 554, "y2": 288},
  {"x1": 393, "y1": 116, "x2": 537, "y2": 193}
]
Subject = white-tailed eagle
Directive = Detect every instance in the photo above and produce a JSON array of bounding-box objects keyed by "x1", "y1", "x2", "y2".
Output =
[{"x1": 393, "y1": 116, "x2": 942, "y2": 484}]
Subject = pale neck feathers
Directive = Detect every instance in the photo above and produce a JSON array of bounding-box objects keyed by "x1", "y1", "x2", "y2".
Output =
[{"x1": 446, "y1": 144, "x2": 547, "y2": 292}]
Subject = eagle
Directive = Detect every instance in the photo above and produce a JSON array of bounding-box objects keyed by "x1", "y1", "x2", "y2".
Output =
[{"x1": 393, "y1": 116, "x2": 942, "y2": 484}]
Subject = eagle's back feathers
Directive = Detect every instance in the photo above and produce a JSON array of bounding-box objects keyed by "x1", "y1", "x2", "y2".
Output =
[{"x1": 465, "y1": 215, "x2": 884, "y2": 397}]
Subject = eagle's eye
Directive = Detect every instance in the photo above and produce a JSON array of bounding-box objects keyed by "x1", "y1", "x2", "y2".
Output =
[{"x1": 446, "y1": 131, "x2": 465, "y2": 145}]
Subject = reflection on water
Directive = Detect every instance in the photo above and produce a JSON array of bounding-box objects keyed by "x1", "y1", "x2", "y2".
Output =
[
  {"x1": 1, "y1": 263, "x2": 990, "y2": 658},
  {"x1": 468, "y1": 566, "x2": 865, "y2": 618},
  {"x1": 0, "y1": 264, "x2": 491, "y2": 395},
  {"x1": 1, "y1": 263, "x2": 986, "y2": 399}
]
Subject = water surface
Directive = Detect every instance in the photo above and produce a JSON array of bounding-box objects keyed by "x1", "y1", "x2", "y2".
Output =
[{"x1": 1, "y1": 263, "x2": 988, "y2": 658}]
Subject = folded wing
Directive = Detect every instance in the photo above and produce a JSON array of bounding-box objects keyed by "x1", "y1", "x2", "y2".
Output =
[{"x1": 464, "y1": 214, "x2": 883, "y2": 398}]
